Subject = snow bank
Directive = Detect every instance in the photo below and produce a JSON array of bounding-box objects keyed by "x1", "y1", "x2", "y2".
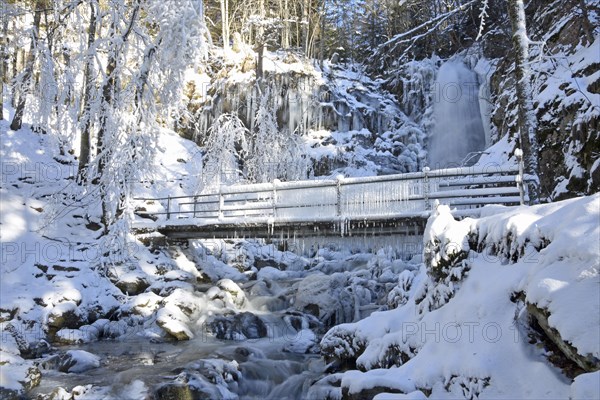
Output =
[{"x1": 321, "y1": 194, "x2": 600, "y2": 398}]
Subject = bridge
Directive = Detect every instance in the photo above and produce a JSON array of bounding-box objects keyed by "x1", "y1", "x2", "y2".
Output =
[{"x1": 132, "y1": 164, "x2": 529, "y2": 241}]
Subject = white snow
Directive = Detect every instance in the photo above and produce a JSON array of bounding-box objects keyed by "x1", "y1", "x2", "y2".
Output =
[
  {"x1": 1, "y1": 17, "x2": 598, "y2": 397},
  {"x1": 321, "y1": 194, "x2": 600, "y2": 398},
  {"x1": 283, "y1": 329, "x2": 318, "y2": 354},
  {"x1": 571, "y1": 371, "x2": 600, "y2": 399},
  {"x1": 63, "y1": 350, "x2": 101, "y2": 373}
]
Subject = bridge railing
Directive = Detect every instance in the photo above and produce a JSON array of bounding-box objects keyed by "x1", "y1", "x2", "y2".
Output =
[{"x1": 134, "y1": 164, "x2": 530, "y2": 224}]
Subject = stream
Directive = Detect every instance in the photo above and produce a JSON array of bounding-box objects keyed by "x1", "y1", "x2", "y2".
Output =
[
  {"x1": 29, "y1": 334, "x2": 324, "y2": 399},
  {"x1": 23, "y1": 239, "x2": 412, "y2": 399}
]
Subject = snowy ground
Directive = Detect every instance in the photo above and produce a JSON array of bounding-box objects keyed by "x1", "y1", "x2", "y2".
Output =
[
  {"x1": 2, "y1": 46, "x2": 599, "y2": 398},
  {"x1": 0, "y1": 110, "x2": 417, "y2": 398},
  {"x1": 317, "y1": 195, "x2": 600, "y2": 399}
]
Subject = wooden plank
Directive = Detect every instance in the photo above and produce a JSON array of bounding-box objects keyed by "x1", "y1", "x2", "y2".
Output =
[
  {"x1": 155, "y1": 216, "x2": 429, "y2": 239},
  {"x1": 430, "y1": 186, "x2": 520, "y2": 199},
  {"x1": 437, "y1": 175, "x2": 518, "y2": 187}
]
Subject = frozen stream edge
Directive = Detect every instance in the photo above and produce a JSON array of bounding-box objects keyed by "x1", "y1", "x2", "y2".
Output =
[{"x1": 25, "y1": 239, "x2": 414, "y2": 399}]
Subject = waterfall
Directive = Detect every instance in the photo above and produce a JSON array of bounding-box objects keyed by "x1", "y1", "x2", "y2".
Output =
[{"x1": 428, "y1": 61, "x2": 486, "y2": 168}]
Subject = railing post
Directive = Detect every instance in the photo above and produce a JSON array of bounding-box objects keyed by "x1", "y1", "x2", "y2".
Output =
[
  {"x1": 166, "y1": 196, "x2": 171, "y2": 220},
  {"x1": 515, "y1": 148, "x2": 526, "y2": 205},
  {"x1": 272, "y1": 179, "x2": 280, "y2": 218},
  {"x1": 336, "y1": 175, "x2": 344, "y2": 217},
  {"x1": 193, "y1": 196, "x2": 198, "y2": 218},
  {"x1": 218, "y1": 186, "x2": 224, "y2": 219},
  {"x1": 422, "y1": 167, "x2": 431, "y2": 210}
]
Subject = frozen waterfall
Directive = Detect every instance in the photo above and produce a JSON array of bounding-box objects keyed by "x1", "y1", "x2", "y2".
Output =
[{"x1": 428, "y1": 61, "x2": 486, "y2": 168}]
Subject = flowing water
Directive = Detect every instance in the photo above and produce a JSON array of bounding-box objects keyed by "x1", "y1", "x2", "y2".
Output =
[
  {"x1": 26, "y1": 270, "x2": 339, "y2": 399},
  {"x1": 30, "y1": 335, "x2": 324, "y2": 399},
  {"x1": 428, "y1": 61, "x2": 486, "y2": 168},
  {"x1": 25, "y1": 235, "x2": 410, "y2": 399}
]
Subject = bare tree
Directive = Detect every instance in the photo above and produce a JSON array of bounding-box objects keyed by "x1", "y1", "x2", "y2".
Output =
[
  {"x1": 281, "y1": 0, "x2": 290, "y2": 48},
  {"x1": 77, "y1": 0, "x2": 97, "y2": 180},
  {"x1": 507, "y1": 0, "x2": 539, "y2": 203},
  {"x1": 220, "y1": 0, "x2": 230, "y2": 50},
  {"x1": 94, "y1": 2, "x2": 140, "y2": 229},
  {"x1": 0, "y1": 8, "x2": 8, "y2": 120},
  {"x1": 10, "y1": 0, "x2": 43, "y2": 131}
]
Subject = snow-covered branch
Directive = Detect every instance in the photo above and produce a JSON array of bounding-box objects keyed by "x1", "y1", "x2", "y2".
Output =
[{"x1": 372, "y1": 0, "x2": 478, "y2": 63}]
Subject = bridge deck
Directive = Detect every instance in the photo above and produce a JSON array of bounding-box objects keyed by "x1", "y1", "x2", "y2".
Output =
[
  {"x1": 134, "y1": 214, "x2": 429, "y2": 239},
  {"x1": 133, "y1": 165, "x2": 529, "y2": 240}
]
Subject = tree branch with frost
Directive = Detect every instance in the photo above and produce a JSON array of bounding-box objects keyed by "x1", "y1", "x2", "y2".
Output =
[
  {"x1": 247, "y1": 84, "x2": 311, "y2": 183},
  {"x1": 44, "y1": 0, "x2": 84, "y2": 44},
  {"x1": 371, "y1": 0, "x2": 477, "y2": 65},
  {"x1": 77, "y1": 0, "x2": 209, "y2": 234},
  {"x1": 203, "y1": 114, "x2": 250, "y2": 188},
  {"x1": 10, "y1": 0, "x2": 43, "y2": 131},
  {"x1": 475, "y1": 0, "x2": 489, "y2": 41}
]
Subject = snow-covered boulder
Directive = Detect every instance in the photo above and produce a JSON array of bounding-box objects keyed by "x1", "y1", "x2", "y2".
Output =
[
  {"x1": 283, "y1": 329, "x2": 319, "y2": 354},
  {"x1": 0, "y1": 352, "x2": 41, "y2": 398},
  {"x1": 55, "y1": 325, "x2": 100, "y2": 344},
  {"x1": 126, "y1": 292, "x2": 163, "y2": 317},
  {"x1": 113, "y1": 272, "x2": 150, "y2": 296},
  {"x1": 45, "y1": 350, "x2": 101, "y2": 373},
  {"x1": 47, "y1": 301, "x2": 84, "y2": 332},
  {"x1": 216, "y1": 279, "x2": 247, "y2": 308},
  {"x1": 293, "y1": 272, "x2": 352, "y2": 326},
  {"x1": 156, "y1": 308, "x2": 194, "y2": 341},
  {"x1": 209, "y1": 312, "x2": 267, "y2": 340},
  {"x1": 156, "y1": 288, "x2": 203, "y2": 340},
  {"x1": 154, "y1": 359, "x2": 240, "y2": 400}
]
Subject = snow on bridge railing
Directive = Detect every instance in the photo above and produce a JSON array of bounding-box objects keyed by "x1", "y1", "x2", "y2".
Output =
[{"x1": 133, "y1": 163, "x2": 532, "y2": 225}]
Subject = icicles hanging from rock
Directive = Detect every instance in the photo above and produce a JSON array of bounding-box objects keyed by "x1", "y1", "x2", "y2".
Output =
[
  {"x1": 193, "y1": 70, "x2": 323, "y2": 143},
  {"x1": 182, "y1": 51, "x2": 437, "y2": 179}
]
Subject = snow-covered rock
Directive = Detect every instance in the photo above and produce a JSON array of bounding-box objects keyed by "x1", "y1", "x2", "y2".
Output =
[
  {"x1": 156, "y1": 308, "x2": 194, "y2": 341},
  {"x1": 113, "y1": 272, "x2": 150, "y2": 296},
  {"x1": 283, "y1": 329, "x2": 319, "y2": 354},
  {"x1": 0, "y1": 352, "x2": 41, "y2": 398},
  {"x1": 293, "y1": 272, "x2": 352, "y2": 326},
  {"x1": 55, "y1": 326, "x2": 100, "y2": 344},
  {"x1": 320, "y1": 194, "x2": 600, "y2": 399},
  {"x1": 47, "y1": 301, "x2": 83, "y2": 331},
  {"x1": 154, "y1": 359, "x2": 240, "y2": 400},
  {"x1": 216, "y1": 279, "x2": 247, "y2": 308},
  {"x1": 48, "y1": 350, "x2": 101, "y2": 373},
  {"x1": 209, "y1": 312, "x2": 267, "y2": 341}
]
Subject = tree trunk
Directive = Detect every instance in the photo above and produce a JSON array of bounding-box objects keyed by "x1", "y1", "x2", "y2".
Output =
[
  {"x1": 77, "y1": 1, "x2": 97, "y2": 181},
  {"x1": 282, "y1": 0, "x2": 290, "y2": 48},
  {"x1": 256, "y1": 38, "x2": 264, "y2": 80},
  {"x1": 507, "y1": 0, "x2": 539, "y2": 203},
  {"x1": 579, "y1": 0, "x2": 594, "y2": 45},
  {"x1": 220, "y1": 0, "x2": 229, "y2": 50},
  {"x1": 97, "y1": 4, "x2": 139, "y2": 174},
  {"x1": 302, "y1": 0, "x2": 309, "y2": 54},
  {"x1": 10, "y1": 21, "x2": 19, "y2": 107},
  {"x1": 10, "y1": 0, "x2": 43, "y2": 131},
  {"x1": 0, "y1": 16, "x2": 6, "y2": 120},
  {"x1": 256, "y1": 0, "x2": 265, "y2": 80},
  {"x1": 97, "y1": 3, "x2": 140, "y2": 230},
  {"x1": 319, "y1": 0, "x2": 325, "y2": 69},
  {"x1": 135, "y1": 41, "x2": 159, "y2": 107}
]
